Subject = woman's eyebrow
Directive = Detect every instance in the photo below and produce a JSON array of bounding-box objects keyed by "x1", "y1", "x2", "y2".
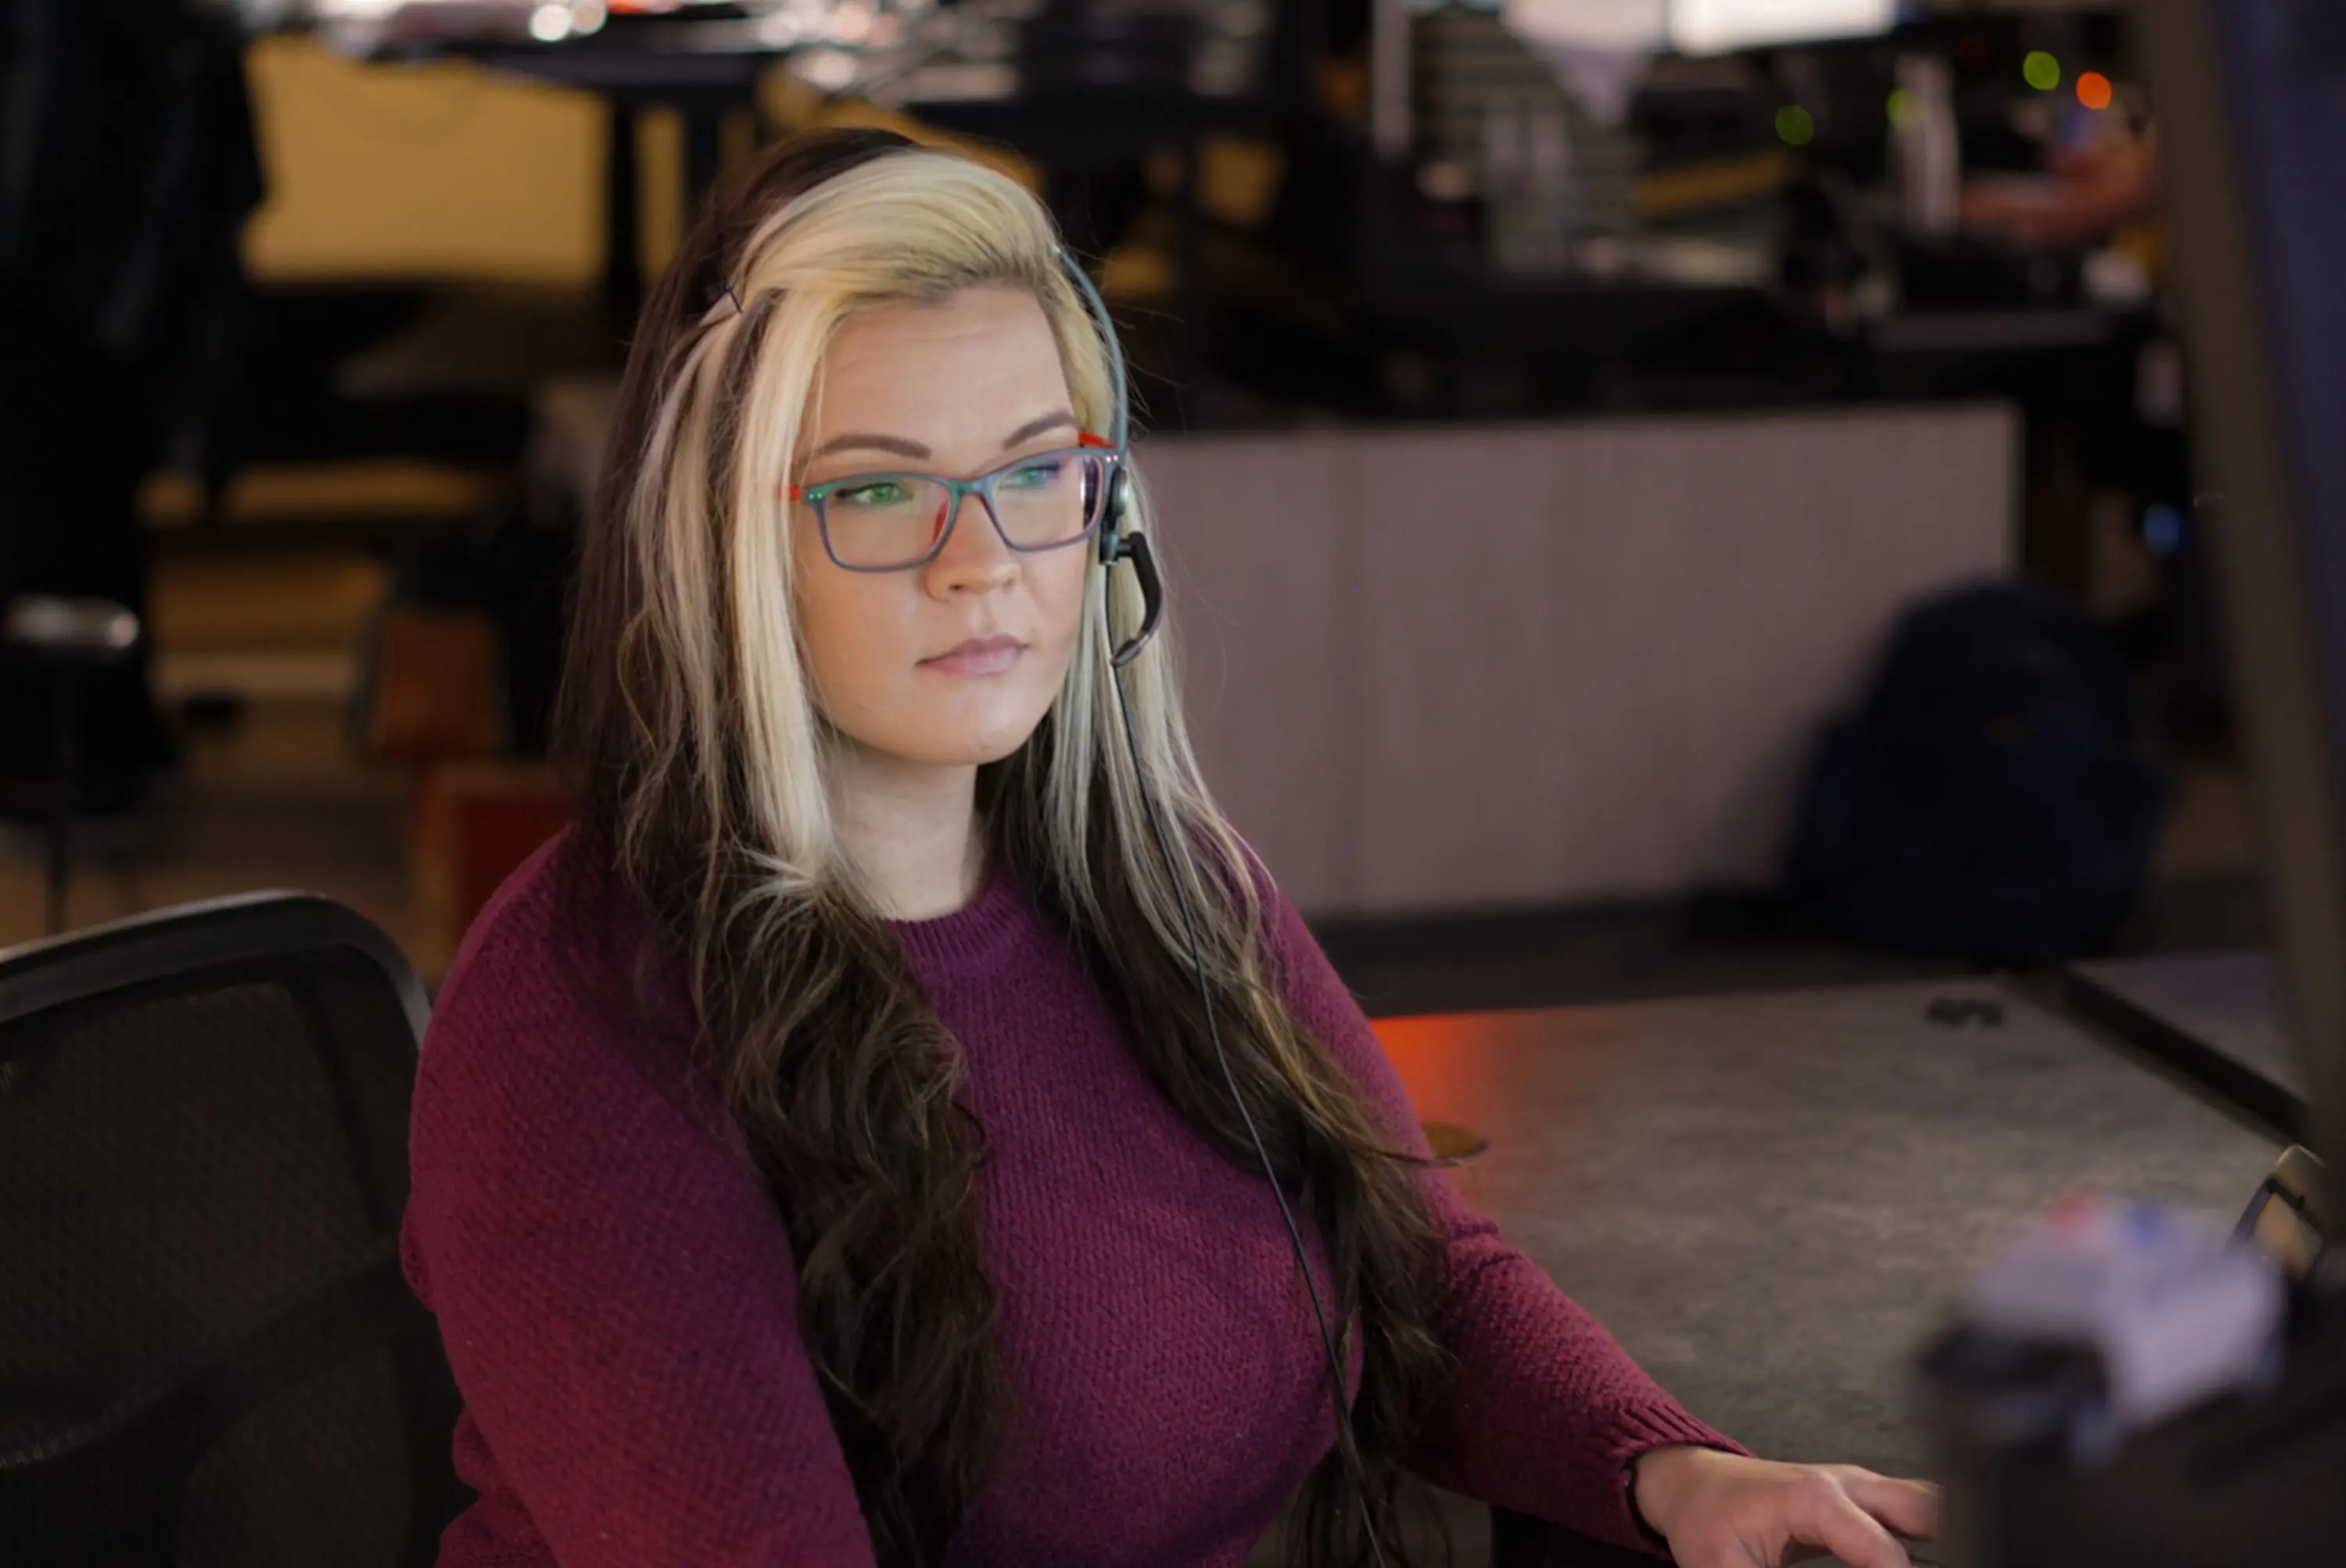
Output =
[
  {"x1": 807, "y1": 432, "x2": 931, "y2": 461},
  {"x1": 999, "y1": 410, "x2": 1078, "y2": 449},
  {"x1": 805, "y1": 411, "x2": 1078, "y2": 465}
]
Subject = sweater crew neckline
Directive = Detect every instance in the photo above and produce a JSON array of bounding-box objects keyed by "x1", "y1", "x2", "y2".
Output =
[{"x1": 884, "y1": 852, "x2": 1027, "y2": 975}]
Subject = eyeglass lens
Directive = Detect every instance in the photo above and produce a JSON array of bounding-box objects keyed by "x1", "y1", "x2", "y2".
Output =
[{"x1": 820, "y1": 450, "x2": 1106, "y2": 569}]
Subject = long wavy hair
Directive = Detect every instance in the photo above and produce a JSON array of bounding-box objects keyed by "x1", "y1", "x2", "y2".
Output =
[{"x1": 553, "y1": 127, "x2": 1448, "y2": 1567}]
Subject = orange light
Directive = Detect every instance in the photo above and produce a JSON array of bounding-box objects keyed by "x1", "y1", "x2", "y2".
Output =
[
  {"x1": 1370, "y1": 1014, "x2": 1516, "y2": 1118},
  {"x1": 2077, "y1": 72, "x2": 2115, "y2": 111}
]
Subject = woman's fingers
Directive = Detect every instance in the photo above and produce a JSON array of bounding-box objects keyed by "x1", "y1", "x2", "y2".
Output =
[
  {"x1": 1798, "y1": 1473, "x2": 1914, "y2": 1568},
  {"x1": 1653, "y1": 1455, "x2": 1944, "y2": 1568},
  {"x1": 1840, "y1": 1471, "x2": 1942, "y2": 1542}
]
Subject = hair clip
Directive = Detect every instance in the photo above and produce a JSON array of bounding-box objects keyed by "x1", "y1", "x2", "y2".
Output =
[{"x1": 702, "y1": 279, "x2": 745, "y2": 326}]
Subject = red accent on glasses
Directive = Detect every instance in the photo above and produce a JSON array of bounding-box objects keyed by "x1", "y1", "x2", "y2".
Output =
[{"x1": 1078, "y1": 432, "x2": 1115, "y2": 449}]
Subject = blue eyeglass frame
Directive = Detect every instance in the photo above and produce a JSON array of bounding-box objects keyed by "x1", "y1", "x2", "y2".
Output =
[{"x1": 787, "y1": 432, "x2": 1121, "y2": 573}]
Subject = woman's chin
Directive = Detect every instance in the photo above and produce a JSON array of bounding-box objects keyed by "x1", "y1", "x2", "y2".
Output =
[
  {"x1": 960, "y1": 723, "x2": 1048, "y2": 767},
  {"x1": 880, "y1": 715, "x2": 1047, "y2": 770}
]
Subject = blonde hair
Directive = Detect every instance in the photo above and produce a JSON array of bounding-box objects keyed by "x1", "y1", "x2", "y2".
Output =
[
  {"x1": 555, "y1": 129, "x2": 1444, "y2": 1568},
  {"x1": 605, "y1": 137, "x2": 1250, "y2": 963}
]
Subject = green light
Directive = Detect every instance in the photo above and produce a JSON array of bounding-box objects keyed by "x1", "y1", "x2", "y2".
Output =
[
  {"x1": 2024, "y1": 51, "x2": 2062, "y2": 91},
  {"x1": 1888, "y1": 88, "x2": 1914, "y2": 127},
  {"x1": 1776, "y1": 105, "x2": 1816, "y2": 146}
]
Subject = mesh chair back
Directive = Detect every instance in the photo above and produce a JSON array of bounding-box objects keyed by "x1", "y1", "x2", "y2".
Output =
[{"x1": 0, "y1": 894, "x2": 465, "y2": 1568}]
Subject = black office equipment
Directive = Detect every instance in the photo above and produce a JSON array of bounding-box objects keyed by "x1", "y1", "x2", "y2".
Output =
[
  {"x1": 2141, "y1": 0, "x2": 2346, "y2": 1197},
  {"x1": 0, "y1": 894, "x2": 466, "y2": 1566},
  {"x1": 1918, "y1": 2, "x2": 2346, "y2": 1562}
]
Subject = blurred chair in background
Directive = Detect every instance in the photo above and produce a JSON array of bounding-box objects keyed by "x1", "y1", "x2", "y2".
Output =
[{"x1": 0, "y1": 596, "x2": 145, "y2": 935}]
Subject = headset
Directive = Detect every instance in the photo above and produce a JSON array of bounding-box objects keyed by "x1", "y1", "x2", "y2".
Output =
[{"x1": 1057, "y1": 249, "x2": 1394, "y2": 1568}]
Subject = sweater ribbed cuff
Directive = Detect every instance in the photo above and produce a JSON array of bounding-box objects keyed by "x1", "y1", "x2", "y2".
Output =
[{"x1": 1602, "y1": 1401, "x2": 1755, "y2": 1558}]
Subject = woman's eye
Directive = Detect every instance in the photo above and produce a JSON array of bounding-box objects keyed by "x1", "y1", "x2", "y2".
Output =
[
  {"x1": 833, "y1": 480, "x2": 913, "y2": 509},
  {"x1": 1001, "y1": 457, "x2": 1067, "y2": 491}
]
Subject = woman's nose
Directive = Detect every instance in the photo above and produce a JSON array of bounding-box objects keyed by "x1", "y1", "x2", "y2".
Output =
[{"x1": 924, "y1": 494, "x2": 1019, "y2": 596}]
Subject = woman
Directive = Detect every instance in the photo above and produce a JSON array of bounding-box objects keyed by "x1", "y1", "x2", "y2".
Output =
[{"x1": 402, "y1": 128, "x2": 1938, "y2": 1568}]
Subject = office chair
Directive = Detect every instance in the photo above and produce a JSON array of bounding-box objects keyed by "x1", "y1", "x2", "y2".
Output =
[
  {"x1": 0, "y1": 892, "x2": 467, "y2": 1566},
  {"x1": 1489, "y1": 1505, "x2": 1662, "y2": 1566}
]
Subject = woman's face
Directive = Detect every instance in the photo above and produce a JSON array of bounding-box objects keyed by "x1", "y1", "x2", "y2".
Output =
[{"x1": 790, "y1": 283, "x2": 1093, "y2": 773}]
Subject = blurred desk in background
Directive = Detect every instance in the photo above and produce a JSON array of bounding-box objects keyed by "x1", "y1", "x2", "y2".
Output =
[
  {"x1": 1370, "y1": 981, "x2": 2277, "y2": 1478},
  {"x1": 240, "y1": 35, "x2": 609, "y2": 287},
  {"x1": 467, "y1": 40, "x2": 768, "y2": 320}
]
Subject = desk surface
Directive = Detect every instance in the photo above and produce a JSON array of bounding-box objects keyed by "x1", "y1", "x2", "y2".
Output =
[
  {"x1": 2066, "y1": 951, "x2": 2305, "y2": 1134},
  {"x1": 1370, "y1": 980, "x2": 2276, "y2": 1484}
]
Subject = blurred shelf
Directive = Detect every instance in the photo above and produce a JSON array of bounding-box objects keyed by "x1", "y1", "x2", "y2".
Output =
[
  {"x1": 156, "y1": 651, "x2": 362, "y2": 705},
  {"x1": 140, "y1": 462, "x2": 499, "y2": 546}
]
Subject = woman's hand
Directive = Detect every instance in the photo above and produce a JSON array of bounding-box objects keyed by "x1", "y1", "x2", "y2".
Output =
[{"x1": 1630, "y1": 1446, "x2": 1941, "y2": 1568}]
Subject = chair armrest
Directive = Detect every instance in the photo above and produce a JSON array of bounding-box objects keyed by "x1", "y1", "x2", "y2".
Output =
[{"x1": 1490, "y1": 1505, "x2": 1664, "y2": 1567}]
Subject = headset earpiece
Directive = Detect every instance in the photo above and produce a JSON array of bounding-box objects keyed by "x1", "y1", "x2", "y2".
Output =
[
  {"x1": 1107, "y1": 531, "x2": 1161, "y2": 668},
  {"x1": 1096, "y1": 465, "x2": 1156, "y2": 666},
  {"x1": 1096, "y1": 465, "x2": 1131, "y2": 567}
]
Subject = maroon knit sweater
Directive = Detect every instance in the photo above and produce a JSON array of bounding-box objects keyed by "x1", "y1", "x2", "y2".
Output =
[{"x1": 400, "y1": 830, "x2": 1741, "y2": 1566}]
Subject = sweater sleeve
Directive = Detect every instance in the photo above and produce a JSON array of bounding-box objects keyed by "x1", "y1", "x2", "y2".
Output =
[
  {"x1": 1257, "y1": 881, "x2": 1749, "y2": 1555},
  {"x1": 400, "y1": 902, "x2": 876, "y2": 1568}
]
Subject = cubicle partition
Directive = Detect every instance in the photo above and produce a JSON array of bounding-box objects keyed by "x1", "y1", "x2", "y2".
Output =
[{"x1": 1143, "y1": 404, "x2": 2018, "y2": 917}]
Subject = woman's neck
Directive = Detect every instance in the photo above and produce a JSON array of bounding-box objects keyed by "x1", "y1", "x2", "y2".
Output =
[{"x1": 830, "y1": 743, "x2": 988, "y2": 920}]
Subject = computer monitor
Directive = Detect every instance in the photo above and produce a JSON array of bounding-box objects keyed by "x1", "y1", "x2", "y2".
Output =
[
  {"x1": 1669, "y1": 0, "x2": 1904, "y2": 56},
  {"x1": 2137, "y1": 0, "x2": 2346, "y2": 1211},
  {"x1": 1889, "y1": 7, "x2": 2346, "y2": 1557}
]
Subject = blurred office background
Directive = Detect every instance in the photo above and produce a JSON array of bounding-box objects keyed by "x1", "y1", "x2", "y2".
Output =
[{"x1": 0, "y1": 0, "x2": 2257, "y2": 1008}]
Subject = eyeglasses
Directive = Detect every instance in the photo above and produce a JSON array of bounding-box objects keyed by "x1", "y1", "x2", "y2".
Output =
[{"x1": 789, "y1": 434, "x2": 1121, "y2": 572}]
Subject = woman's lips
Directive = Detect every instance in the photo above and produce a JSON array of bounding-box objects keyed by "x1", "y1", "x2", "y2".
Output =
[{"x1": 920, "y1": 636, "x2": 1025, "y2": 676}]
